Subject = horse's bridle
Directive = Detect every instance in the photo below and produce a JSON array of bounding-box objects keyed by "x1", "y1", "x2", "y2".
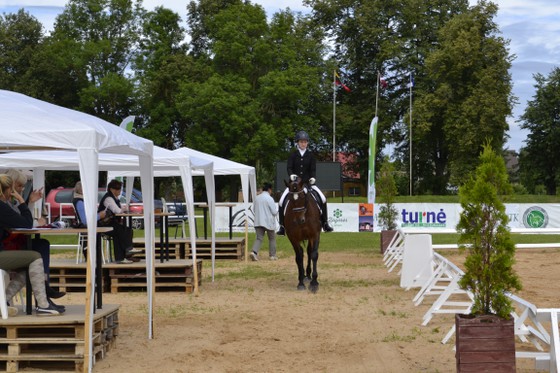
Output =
[{"x1": 288, "y1": 182, "x2": 309, "y2": 214}]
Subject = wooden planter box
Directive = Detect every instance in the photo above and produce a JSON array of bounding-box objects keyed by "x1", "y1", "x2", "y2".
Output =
[
  {"x1": 455, "y1": 314, "x2": 515, "y2": 372},
  {"x1": 380, "y1": 230, "x2": 397, "y2": 254}
]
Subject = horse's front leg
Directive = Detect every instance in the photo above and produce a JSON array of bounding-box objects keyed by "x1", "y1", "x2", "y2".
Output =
[
  {"x1": 305, "y1": 242, "x2": 312, "y2": 281},
  {"x1": 293, "y1": 243, "x2": 305, "y2": 290},
  {"x1": 308, "y1": 237, "x2": 320, "y2": 293}
]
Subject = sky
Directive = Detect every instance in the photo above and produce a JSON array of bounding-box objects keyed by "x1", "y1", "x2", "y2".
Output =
[{"x1": 1, "y1": 0, "x2": 559, "y2": 152}]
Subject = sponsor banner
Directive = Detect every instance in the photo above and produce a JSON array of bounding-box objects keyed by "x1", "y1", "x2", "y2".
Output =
[
  {"x1": 213, "y1": 203, "x2": 560, "y2": 233},
  {"x1": 359, "y1": 203, "x2": 374, "y2": 232},
  {"x1": 392, "y1": 203, "x2": 458, "y2": 230}
]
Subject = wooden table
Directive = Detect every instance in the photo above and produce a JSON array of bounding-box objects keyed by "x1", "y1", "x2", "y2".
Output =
[
  {"x1": 117, "y1": 212, "x2": 174, "y2": 262},
  {"x1": 11, "y1": 227, "x2": 113, "y2": 315}
]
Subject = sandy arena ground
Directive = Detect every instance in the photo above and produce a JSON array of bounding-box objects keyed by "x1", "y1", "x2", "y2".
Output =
[{"x1": 54, "y1": 247, "x2": 559, "y2": 373}]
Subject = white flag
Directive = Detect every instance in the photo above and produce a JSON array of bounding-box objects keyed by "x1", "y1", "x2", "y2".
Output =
[{"x1": 368, "y1": 116, "x2": 378, "y2": 204}]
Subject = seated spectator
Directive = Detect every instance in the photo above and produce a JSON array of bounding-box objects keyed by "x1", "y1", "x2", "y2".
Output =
[
  {"x1": 3, "y1": 169, "x2": 66, "y2": 301},
  {"x1": 73, "y1": 180, "x2": 138, "y2": 264},
  {"x1": 0, "y1": 174, "x2": 63, "y2": 315}
]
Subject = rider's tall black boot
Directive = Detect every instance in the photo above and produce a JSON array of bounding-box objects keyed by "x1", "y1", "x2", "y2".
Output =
[
  {"x1": 276, "y1": 203, "x2": 286, "y2": 235},
  {"x1": 321, "y1": 201, "x2": 334, "y2": 232}
]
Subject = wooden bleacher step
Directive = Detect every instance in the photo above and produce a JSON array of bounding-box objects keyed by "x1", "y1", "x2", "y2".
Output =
[
  {"x1": 0, "y1": 305, "x2": 118, "y2": 372},
  {"x1": 132, "y1": 237, "x2": 246, "y2": 260},
  {"x1": 49, "y1": 259, "x2": 201, "y2": 294},
  {"x1": 108, "y1": 260, "x2": 202, "y2": 294}
]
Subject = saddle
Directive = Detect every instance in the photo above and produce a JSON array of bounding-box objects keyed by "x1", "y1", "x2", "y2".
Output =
[{"x1": 284, "y1": 187, "x2": 322, "y2": 214}]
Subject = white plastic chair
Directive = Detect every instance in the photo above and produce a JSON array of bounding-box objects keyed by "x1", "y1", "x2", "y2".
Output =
[
  {"x1": 76, "y1": 232, "x2": 111, "y2": 264},
  {"x1": 0, "y1": 270, "x2": 24, "y2": 319},
  {"x1": 0, "y1": 269, "x2": 9, "y2": 319}
]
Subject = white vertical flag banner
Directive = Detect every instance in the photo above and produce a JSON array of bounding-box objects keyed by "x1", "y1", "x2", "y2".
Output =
[{"x1": 368, "y1": 116, "x2": 378, "y2": 204}]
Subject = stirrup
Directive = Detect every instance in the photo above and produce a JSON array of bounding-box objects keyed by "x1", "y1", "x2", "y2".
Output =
[
  {"x1": 323, "y1": 223, "x2": 333, "y2": 232},
  {"x1": 276, "y1": 226, "x2": 285, "y2": 236}
]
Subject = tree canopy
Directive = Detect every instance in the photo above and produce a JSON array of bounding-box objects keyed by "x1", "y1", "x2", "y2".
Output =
[{"x1": 0, "y1": 0, "x2": 526, "y2": 195}]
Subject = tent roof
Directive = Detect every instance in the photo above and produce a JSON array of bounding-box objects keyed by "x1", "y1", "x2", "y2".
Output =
[
  {"x1": 173, "y1": 147, "x2": 255, "y2": 176},
  {"x1": 0, "y1": 90, "x2": 152, "y2": 155},
  {"x1": 0, "y1": 146, "x2": 211, "y2": 172}
]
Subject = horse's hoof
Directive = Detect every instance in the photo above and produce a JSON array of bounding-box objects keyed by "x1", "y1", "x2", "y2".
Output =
[
  {"x1": 310, "y1": 285, "x2": 319, "y2": 293},
  {"x1": 297, "y1": 284, "x2": 306, "y2": 291},
  {"x1": 304, "y1": 277, "x2": 311, "y2": 283}
]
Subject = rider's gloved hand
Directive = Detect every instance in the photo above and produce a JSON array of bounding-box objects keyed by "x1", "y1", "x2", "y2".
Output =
[
  {"x1": 290, "y1": 174, "x2": 298, "y2": 181},
  {"x1": 309, "y1": 177, "x2": 316, "y2": 185}
]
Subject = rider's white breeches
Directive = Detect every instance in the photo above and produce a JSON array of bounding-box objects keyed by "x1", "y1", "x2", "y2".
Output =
[{"x1": 279, "y1": 185, "x2": 326, "y2": 206}]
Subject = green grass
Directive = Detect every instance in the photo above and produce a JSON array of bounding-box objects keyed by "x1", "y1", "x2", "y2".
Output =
[{"x1": 47, "y1": 229, "x2": 560, "y2": 256}]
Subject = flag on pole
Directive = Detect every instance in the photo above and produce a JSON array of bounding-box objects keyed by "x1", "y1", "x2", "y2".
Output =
[
  {"x1": 119, "y1": 115, "x2": 135, "y2": 132},
  {"x1": 379, "y1": 77, "x2": 388, "y2": 89},
  {"x1": 406, "y1": 72, "x2": 414, "y2": 88},
  {"x1": 335, "y1": 71, "x2": 352, "y2": 92},
  {"x1": 368, "y1": 116, "x2": 378, "y2": 204}
]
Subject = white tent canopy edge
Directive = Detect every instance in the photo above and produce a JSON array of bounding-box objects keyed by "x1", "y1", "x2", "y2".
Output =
[
  {"x1": 172, "y1": 148, "x2": 257, "y2": 266},
  {"x1": 0, "y1": 147, "x2": 211, "y2": 294},
  {"x1": 0, "y1": 90, "x2": 155, "y2": 373},
  {"x1": 109, "y1": 148, "x2": 217, "y2": 279}
]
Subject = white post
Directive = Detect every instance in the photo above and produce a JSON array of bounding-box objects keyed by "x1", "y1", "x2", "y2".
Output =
[
  {"x1": 333, "y1": 70, "x2": 336, "y2": 162},
  {"x1": 375, "y1": 71, "x2": 380, "y2": 118},
  {"x1": 409, "y1": 73, "x2": 413, "y2": 196}
]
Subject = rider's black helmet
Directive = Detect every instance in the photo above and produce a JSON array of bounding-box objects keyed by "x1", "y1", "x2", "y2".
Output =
[{"x1": 295, "y1": 130, "x2": 310, "y2": 142}]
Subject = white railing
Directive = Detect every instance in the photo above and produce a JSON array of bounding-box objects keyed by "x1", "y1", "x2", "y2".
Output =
[{"x1": 384, "y1": 230, "x2": 560, "y2": 372}]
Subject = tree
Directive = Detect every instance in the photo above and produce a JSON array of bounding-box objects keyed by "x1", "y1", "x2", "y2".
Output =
[
  {"x1": 0, "y1": 9, "x2": 44, "y2": 94},
  {"x1": 519, "y1": 67, "x2": 560, "y2": 195},
  {"x1": 181, "y1": 2, "x2": 327, "y2": 175},
  {"x1": 133, "y1": 6, "x2": 193, "y2": 149},
  {"x1": 306, "y1": 0, "x2": 469, "y2": 193},
  {"x1": 44, "y1": 0, "x2": 145, "y2": 122},
  {"x1": 377, "y1": 157, "x2": 398, "y2": 230},
  {"x1": 457, "y1": 143, "x2": 521, "y2": 317},
  {"x1": 414, "y1": 1, "x2": 514, "y2": 192}
]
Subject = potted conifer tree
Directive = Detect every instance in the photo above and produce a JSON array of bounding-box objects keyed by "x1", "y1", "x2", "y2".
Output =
[
  {"x1": 377, "y1": 157, "x2": 399, "y2": 253},
  {"x1": 455, "y1": 143, "x2": 522, "y2": 372}
]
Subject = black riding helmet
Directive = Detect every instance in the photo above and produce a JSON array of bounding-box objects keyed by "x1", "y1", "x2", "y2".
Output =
[{"x1": 295, "y1": 130, "x2": 310, "y2": 142}]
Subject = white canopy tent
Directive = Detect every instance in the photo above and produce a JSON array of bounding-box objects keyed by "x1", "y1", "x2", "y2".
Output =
[
  {"x1": 173, "y1": 147, "x2": 257, "y2": 203},
  {"x1": 0, "y1": 90, "x2": 155, "y2": 373},
  {"x1": 109, "y1": 148, "x2": 218, "y2": 278},
  {"x1": 172, "y1": 148, "x2": 257, "y2": 262},
  {"x1": 0, "y1": 146, "x2": 215, "y2": 292}
]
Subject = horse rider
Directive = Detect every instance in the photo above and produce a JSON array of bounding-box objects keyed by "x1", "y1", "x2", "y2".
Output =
[{"x1": 276, "y1": 130, "x2": 334, "y2": 235}]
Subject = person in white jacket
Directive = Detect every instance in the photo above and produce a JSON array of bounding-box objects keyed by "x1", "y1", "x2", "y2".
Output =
[{"x1": 250, "y1": 183, "x2": 278, "y2": 261}]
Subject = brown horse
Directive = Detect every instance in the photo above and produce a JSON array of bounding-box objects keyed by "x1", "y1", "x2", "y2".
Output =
[{"x1": 283, "y1": 176, "x2": 321, "y2": 292}]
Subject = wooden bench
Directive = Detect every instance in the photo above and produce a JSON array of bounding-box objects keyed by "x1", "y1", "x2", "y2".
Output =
[
  {"x1": 106, "y1": 259, "x2": 202, "y2": 294},
  {"x1": 49, "y1": 259, "x2": 201, "y2": 294},
  {"x1": 132, "y1": 237, "x2": 245, "y2": 260}
]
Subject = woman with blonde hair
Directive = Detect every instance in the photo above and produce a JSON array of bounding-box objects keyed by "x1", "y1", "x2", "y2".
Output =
[
  {"x1": 3, "y1": 169, "x2": 65, "y2": 300},
  {"x1": 0, "y1": 174, "x2": 63, "y2": 315}
]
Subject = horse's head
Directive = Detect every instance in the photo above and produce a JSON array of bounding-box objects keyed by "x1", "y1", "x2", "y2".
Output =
[{"x1": 286, "y1": 176, "x2": 305, "y2": 200}]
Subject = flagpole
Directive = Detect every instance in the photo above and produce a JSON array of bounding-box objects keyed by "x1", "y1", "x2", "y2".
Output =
[
  {"x1": 375, "y1": 71, "x2": 379, "y2": 118},
  {"x1": 409, "y1": 73, "x2": 413, "y2": 196},
  {"x1": 333, "y1": 70, "x2": 336, "y2": 162}
]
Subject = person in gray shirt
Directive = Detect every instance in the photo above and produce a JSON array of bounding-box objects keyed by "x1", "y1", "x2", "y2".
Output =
[{"x1": 250, "y1": 183, "x2": 278, "y2": 261}]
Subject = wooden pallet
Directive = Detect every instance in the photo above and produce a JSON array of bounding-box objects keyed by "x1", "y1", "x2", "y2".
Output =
[
  {"x1": 132, "y1": 237, "x2": 245, "y2": 260},
  {"x1": 49, "y1": 263, "x2": 110, "y2": 293},
  {"x1": 0, "y1": 304, "x2": 119, "y2": 372},
  {"x1": 49, "y1": 259, "x2": 201, "y2": 293},
  {"x1": 107, "y1": 260, "x2": 202, "y2": 294},
  {"x1": 131, "y1": 238, "x2": 183, "y2": 260},
  {"x1": 185, "y1": 238, "x2": 244, "y2": 260}
]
